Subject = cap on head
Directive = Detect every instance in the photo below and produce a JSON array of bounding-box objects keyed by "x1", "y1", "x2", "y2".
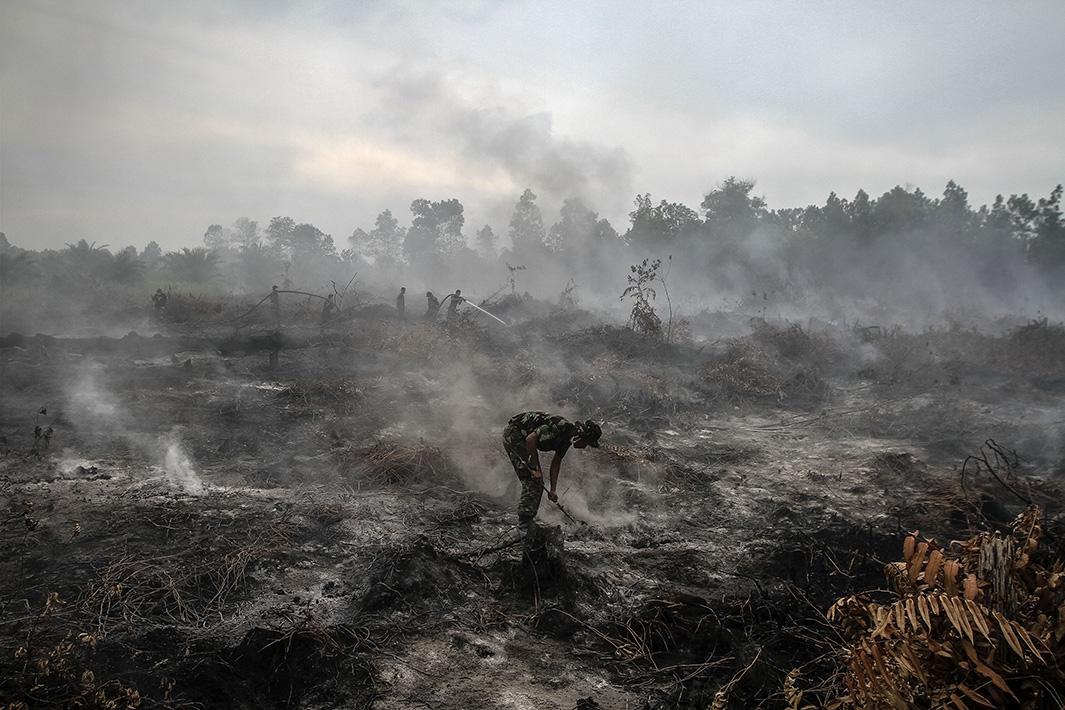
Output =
[
  {"x1": 577, "y1": 420, "x2": 602, "y2": 447},
  {"x1": 455, "y1": 289, "x2": 462, "y2": 295},
  {"x1": 426, "y1": 291, "x2": 433, "y2": 297}
]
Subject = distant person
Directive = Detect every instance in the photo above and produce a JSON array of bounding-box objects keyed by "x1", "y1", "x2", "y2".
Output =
[
  {"x1": 445, "y1": 289, "x2": 464, "y2": 324},
  {"x1": 502, "y1": 411, "x2": 601, "y2": 535},
  {"x1": 151, "y1": 288, "x2": 168, "y2": 313},
  {"x1": 321, "y1": 294, "x2": 336, "y2": 324},
  {"x1": 269, "y1": 285, "x2": 280, "y2": 328},
  {"x1": 396, "y1": 287, "x2": 406, "y2": 321},
  {"x1": 425, "y1": 291, "x2": 440, "y2": 320}
]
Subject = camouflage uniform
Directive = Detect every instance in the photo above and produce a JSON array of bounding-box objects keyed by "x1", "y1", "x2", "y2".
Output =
[{"x1": 503, "y1": 411, "x2": 578, "y2": 533}]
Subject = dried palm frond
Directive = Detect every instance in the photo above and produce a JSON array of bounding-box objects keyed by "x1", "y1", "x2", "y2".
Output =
[{"x1": 822, "y1": 507, "x2": 1063, "y2": 708}]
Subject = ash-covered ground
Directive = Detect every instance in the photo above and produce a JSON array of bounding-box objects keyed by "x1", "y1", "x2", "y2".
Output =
[{"x1": 2, "y1": 297, "x2": 1064, "y2": 709}]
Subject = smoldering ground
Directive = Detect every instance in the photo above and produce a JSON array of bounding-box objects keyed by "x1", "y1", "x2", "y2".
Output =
[{"x1": 3, "y1": 279, "x2": 1064, "y2": 708}]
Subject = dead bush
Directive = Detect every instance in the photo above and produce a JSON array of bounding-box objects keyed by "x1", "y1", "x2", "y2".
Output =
[
  {"x1": 702, "y1": 342, "x2": 827, "y2": 406},
  {"x1": 334, "y1": 440, "x2": 457, "y2": 488},
  {"x1": 276, "y1": 377, "x2": 361, "y2": 416},
  {"x1": 1, "y1": 594, "x2": 143, "y2": 710},
  {"x1": 813, "y1": 506, "x2": 1064, "y2": 709},
  {"x1": 751, "y1": 321, "x2": 824, "y2": 363},
  {"x1": 82, "y1": 525, "x2": 292, "y2": 628}
]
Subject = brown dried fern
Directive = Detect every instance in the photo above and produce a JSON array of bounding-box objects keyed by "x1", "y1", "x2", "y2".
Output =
[{"x1": 822, "y1": 507, "x2": 1063, "y2": 709}]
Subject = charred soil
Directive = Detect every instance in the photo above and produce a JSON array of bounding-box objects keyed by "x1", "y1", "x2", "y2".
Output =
[{"x1": 2, "y1": 308, "x2": 1064, "y2": 708}]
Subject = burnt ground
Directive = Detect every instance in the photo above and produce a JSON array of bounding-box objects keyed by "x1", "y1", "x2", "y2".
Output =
[{"x1": 1, "y1": 306, "x2": 1064, "y2": 709}]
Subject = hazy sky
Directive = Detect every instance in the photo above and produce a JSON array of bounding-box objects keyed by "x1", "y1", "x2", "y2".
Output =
[{"x1": 2, "y1": 0, "x2": 1063, "y2": 251}]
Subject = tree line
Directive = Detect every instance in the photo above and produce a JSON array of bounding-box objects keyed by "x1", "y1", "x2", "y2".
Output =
[{"x1": 1, "y1": 179, "x2": 1061, "y2": 311}]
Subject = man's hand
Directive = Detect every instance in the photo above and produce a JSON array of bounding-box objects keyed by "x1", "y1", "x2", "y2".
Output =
[
  {"x1": 529, "y1": 468, "x2": 543, "y2": 481},
  {"x1": 548, "y1": 490, "x2": 558, "y2": 502}
]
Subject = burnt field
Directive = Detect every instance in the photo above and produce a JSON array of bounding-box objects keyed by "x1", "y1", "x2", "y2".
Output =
[{"x1": 2, "y1": 301, "x2": 1064, "y2": 709}]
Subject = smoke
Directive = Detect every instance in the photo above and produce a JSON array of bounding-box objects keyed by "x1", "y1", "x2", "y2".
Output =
[
  {"x1": 67, "y1": 367, "x2": 206, "y2": 495},
  {"x1": 162, "y1": 434, "x2": 204, "y2": 495},
  {"x1": 370, "y1": 66, "x2": 633, "y2": 218},
  {"x1": 367, "y1": 322, "x2": 639, "y2": 529}
]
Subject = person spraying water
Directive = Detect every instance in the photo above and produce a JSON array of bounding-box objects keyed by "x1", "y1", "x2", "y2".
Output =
[{"x1": 440, "y1": 289, "x2": 509, "y2": 327}]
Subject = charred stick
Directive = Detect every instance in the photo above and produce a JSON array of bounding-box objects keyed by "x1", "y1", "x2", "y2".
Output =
[{"x1": 534, "y1": 480, "x2": 587, "y2": 526}]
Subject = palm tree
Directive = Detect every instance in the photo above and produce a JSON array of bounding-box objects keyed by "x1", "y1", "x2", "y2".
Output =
[
  {"x1": 164, "y1": 248, "x2": 219, "y2": 283},
  {"x1": 238, "y1": 243, "x2": 281, "y2": 289},
  {"x1": 63, "y1": 239, "x2": 113, "y2": 284},
  {"x1": 109, "y1": 249, "x2": 145, "y2": 284}
]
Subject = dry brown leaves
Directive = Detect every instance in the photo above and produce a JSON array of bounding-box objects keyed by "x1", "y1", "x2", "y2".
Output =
[{"x1": 820, "y1": 506, "x2": 1064, "y2": 709}]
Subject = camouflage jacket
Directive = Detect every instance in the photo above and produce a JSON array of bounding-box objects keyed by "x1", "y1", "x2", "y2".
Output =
[{"x1": 508, "y1": 411, "x2": 577, "y2": 454}]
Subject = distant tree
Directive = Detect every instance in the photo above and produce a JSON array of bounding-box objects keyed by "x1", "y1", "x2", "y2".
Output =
[
  {"x1": 404, "y1": 199, "x2": 465, "y2": 262},
  {"x1": 822, "y1": 192, "x2": 851, "y2": 236},
  {"x1": 292, "y1": 223, "x2": 333, "y2": 258},
  {"x1": 348, "y1": 227, "x2": 370, "y2": 255},
  {"x1": 265, "y1": 216, "x2": 297, "y2": 251},
  {"x1": 929, "y1": 181, "x2": 975, "y2": 246},
  {"x1": 0, "y1": 250, "x2": 36, "y2": 287},
  {"x1": 701, "y1": 177, "x2": 767, "y2": 237},
  {"x1": 597, "y1": 218, "x2": 620, "y2": 244},
  {"x1": 362, "y1": 209, "x2": 406, "y2": 265},
  {"x1": 796, "y1": 192, "x2": 850, "y2": 240},
  {"x1": 206, "y1": 218, "x2": 260, "y2": 251},
  {"x1": 476, "y1": 224, "x2": 498, "y2": 258},
  {"x1": 868, "y1": 186, "x2": 933, "y2": 236},
  {"x1": 203, "y1": 224, "x2": 228, "y2": 250},
  {"x1": 165, "y1": 248, "x2": 219, "y2": 283},
  {"x1": 237, "y1": 242, "x2": 280, "y2": 288},
  {"x1": 767, "y1": 207, "x2": 806, "y2": 235},
  {"x1": 847, "y1": 189, "x2": 873, "y2": 239},
  {"x1": 63, "y1": 240, "x2": 112, "y2": 283},
  {"x1": 625, "y1": 194, "x2": 700, "y2": 243},
  {"x1": 231, "y1": 218, "x2": 260, "y2": 249},
  {"x1": 264, "y1": 216, "x2": 334, "y2": 267},
  {"x1": 109, "y1": 247, "x2": 144, "y2": 284},
  {"x1": 64, "y1": 239, "x2": 110, "y2": 259},
  {"x1": 968, "y1": 194, "x2": 1024, "y2": 291},
  {"x1": 547, "y1": 198, "x2": 593, "y2": 252},
  {"x1": 1027, "y1": 184, "x2": 1065, "y2": 274},
  {"x1": 1003, "y1": 192, "x2": 1040, "y2": 243},
  {"x1": 140, "y1": 241, "x2": 163, "y2": 265},
  {"x1": 508, "y1": 189, "x2": 546, "y2": 258},
  {"x1": 937, "y1": 180, "x2": 970, "y2": 221}
]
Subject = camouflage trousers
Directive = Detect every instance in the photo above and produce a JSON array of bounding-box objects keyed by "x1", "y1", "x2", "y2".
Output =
[{"x1": 503, "y1": 423, "x2": 542, "y2": 533}]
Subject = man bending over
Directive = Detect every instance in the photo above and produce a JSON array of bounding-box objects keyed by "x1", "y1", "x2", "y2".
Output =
[{"x1": 502, "y1": 411, "x2": 601, "y2": 534}]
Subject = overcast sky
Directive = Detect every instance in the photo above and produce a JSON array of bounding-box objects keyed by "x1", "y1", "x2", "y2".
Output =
[{"x1": 2, "y1": 0, "x2": 1063, "y2": 251}]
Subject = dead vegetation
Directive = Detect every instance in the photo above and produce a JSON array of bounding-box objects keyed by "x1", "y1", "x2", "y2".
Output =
[
  {"x1": 702, "y1": 341, "x2": 828, "y2": 406},
  {"x1": 816, "y1": 506, "x2": 1063, "y2": 709},
  {"x1": 3, "y1": 302, "x2": 1065, "y2": 709},
  {"x1": 82, "y1": 525, "x2": 292, "y2": 628},
  {"x1": 276, "y1": 377, "x2": 361, "y2": 417},
  {"x1": 334, "y1": 440, "x2": 457, "y2": 488}
]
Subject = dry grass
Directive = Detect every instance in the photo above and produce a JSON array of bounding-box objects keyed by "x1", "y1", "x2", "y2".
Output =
[
  {"x1": 702, "y1": 341, "x2": 828, "y2": 406},
  {"x1": 82, "y1": 525, "x2": 293, "y2": 629},
  {"x1": 334, "y1": 440, "x2": 456, "y2": 488},
  {"x1": 276, "y1": 377, "x2": 361, "y2": 416}
]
